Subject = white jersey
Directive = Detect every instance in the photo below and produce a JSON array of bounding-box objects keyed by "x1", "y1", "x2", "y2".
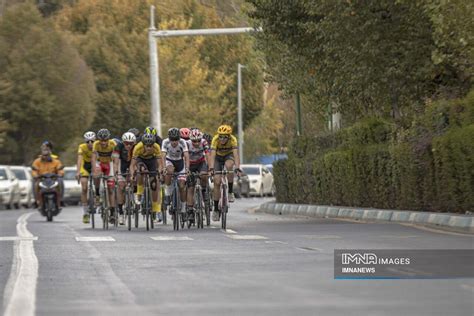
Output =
[
  {"x1": 161, "y1": 138, "x2": 188, "y2": 161},
  {"x1": 185, "y1": 139, "x2": 209, "y2": 164}
]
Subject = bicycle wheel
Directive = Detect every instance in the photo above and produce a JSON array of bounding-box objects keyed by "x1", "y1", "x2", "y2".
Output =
[
  {"x1": 204, "y1": 187, "x2": 211, "y2": 226},
  {"x1": 125, "y1": 188, "x2": 132, "y2": 231},
  {"x1": 195, "y1": 188, "x2": 203, "y2": 229},
  {"x1": 88, "y1": 179, "x2": 95, "y2": 229},
  {"x1": 144, "y1": 180, "x2": 150, "y2": 231},
  {"x1": 221, "y1": 185, "x2": 228, "y2": 230},
  {"x1": 161, "y1": 187, "x2": 167, "y2": 225}
]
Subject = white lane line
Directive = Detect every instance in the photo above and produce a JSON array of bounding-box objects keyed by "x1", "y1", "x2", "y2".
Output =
[
  {"x1": 222, "y1": 229, "x2": 237, "y2": 234},
  {"x1": 210, "y1": 226, "x2": 219, "y2": 229},
  {"x1": 300, "y1": 235, "x2": 342, "y2": 239},
  {"x1": 150, "y1": 236, "x2": 193, "y2": 241},
  {"x1": 226, "y1": 235, "x2": 268, "y2": 240},
  {"x1": 380, "y1": 235, "x2": 419, "y2": 238},
  {"x1": 296, "y1": 247, "x2": 323, "y2": 252},
  {"x1": 0, "y1": 237, "x2": 38, "y2": 241},
  {"x1": 4, "y1": 212, "x2": 38, "y2": 316},
  {"x1": 75, "y1": 236, "x2": 116, "y2": 242},
  {"x1": 265, "y1": 241, "x2": 288, "y2": 245}
]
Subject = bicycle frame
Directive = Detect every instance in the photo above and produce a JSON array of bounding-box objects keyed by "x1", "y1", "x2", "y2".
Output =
[{"x1": 214, "y1": 170, "x2": 232, "y2": 229}]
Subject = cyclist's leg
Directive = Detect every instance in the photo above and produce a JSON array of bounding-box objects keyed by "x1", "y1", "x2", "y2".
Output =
[
  {"x1": 93, "y1": 162, "x2": 102, "y2": 204},
  {"x1": 175, "y1": 160, "x2": 187, "y2": 213},
  {"x1": 200, "y1": 161, "x2": 209, "y2": 201},
  {"x1": 224, "y1": 154, "x2": 235, "y2": 202},
  {"x1": 135, "y1": 160, "x2": 146, "y2": 204},
  {"x1": 164, "y1": 160, "x2": 175, "y2": 203},
  {"x1": 212, "y1": 156, "x2": 224, "y2": 221},
  {"x1": 143, "y1": 158, "x2": 161, "y2": 216},
  {"x1": 80, "y1": 163, "x2": 90, "y2": 220},
  {"x1": 186, "y1": 164, "x2": 199, "y2": 211},
  {"x1": 102, "y1": 161, "x2": 116, "y2": 221}
]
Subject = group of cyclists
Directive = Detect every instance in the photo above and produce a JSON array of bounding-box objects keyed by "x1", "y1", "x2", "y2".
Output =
[{"x1": 75, "y1": 124, "x2": 242, "y2": 226}]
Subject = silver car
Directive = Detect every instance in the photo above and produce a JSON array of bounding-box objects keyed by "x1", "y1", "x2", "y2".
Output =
[
  {"x1": 63, "y1": 166, "x2": 82, "y2": 205},
  {"x1": 10, "y1": 166, "x2": 35, "y2": 208},
  {"x1": 241, "y1": 164, "x2": 275, "y2": 197},
  {"x1": 0, "y1": 165, "x2": 21, "y2": 209}
]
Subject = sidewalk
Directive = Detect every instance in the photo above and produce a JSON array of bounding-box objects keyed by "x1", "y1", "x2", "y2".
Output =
[{"x1": 257, "y1": 201, "x2": 474, "y2": 234}]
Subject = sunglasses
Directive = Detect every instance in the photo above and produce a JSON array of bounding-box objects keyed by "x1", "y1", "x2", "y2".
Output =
[
  {"x1": 192, "y1": 140, "x2": 201, "y2": 143},
  {"x1": 124, "y1": 142, "x2": 134, "y2": 146},
  {"x1": 86, "y1": 140, "x2": 94, "y2": 144},
  {"x1": 218, "y1": 135, "x2": 229, "y2": 140}
]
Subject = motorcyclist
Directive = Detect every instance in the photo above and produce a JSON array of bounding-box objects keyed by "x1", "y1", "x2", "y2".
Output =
[{"x1": 31, "y1": 143, "x2": 64, "y2": 210}]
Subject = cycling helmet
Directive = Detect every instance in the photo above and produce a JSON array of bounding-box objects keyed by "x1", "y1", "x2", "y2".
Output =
[
  {"x1": 168, "y1": 127, "x2": 180, "y2": 141},
  {"x1": 42, "y1": 140, "x2": 54, "y2": 150},
  {"x1": 83, "y1": 131, "x2": 96, "y2": 142},
  {"x1": 128, "y1": 128, "x2": 140, "y2": 137},
  {"x1": 189, "y1": 127, "x2": 199, "y2": 132},
  {"x1": 142, "y1": 133, "x2": 155, "y2": 145},
  {"x1": 144, "y1": 126, "x2": 157, "y2": 136},
  {"x1": 189, "y1": 129, "x2": 203, "y2": 141},
  {"x1": 217, "y1": 125, "x2": 232, "y2": 135},
  {"x1": 122, "y1": 132, "x2": 136, "y2": 143},
  {"x1": 203, "y1": 133, "x2": 212, "y2": 143},
  {"x1": 97, "y1": 128, "x2": 111, "y2": 140},
  {"x1": 180, "y1": 127, "x2": 190, "y2": 140}
]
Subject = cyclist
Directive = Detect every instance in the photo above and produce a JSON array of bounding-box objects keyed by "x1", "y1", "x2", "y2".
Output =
[
  {"x1": 180, "y1": 127, "x2": 190, "y2": 141},
  {"x1": 140, "y1": 126, "x2": 163, "y2": 147},
  {"x1": 91, "y1": 128, "x2": 117, "y2": 224},
  {"x1": 130, "y1": 133, "x2": 163, "y2": 221},
  {"x1": 113, "y1": 131, "x2": 136, "y2": 225},
  {"x1": 209, "y1": 125, "x2": 242, "y2": 221},
  {"x1": 185, "y1": 129, "x2": 210, "y2": 221},
  {"x1": 32, "y1": 143, "x2": 64, "y2": 210},
  {"x1": 161, "y1": 127, "x2": 190, "y2": 215},
  {"x1": 76, "y1": 131, "x2": 96, "y2": 224}
]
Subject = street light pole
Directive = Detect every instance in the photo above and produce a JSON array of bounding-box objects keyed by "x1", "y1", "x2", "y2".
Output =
[
  {"x1": 148, "y1": 5, "x2": 162, "y2": 136},
  {"x1": 237, "y1": 63, "x2": 245, "y2": 164}
]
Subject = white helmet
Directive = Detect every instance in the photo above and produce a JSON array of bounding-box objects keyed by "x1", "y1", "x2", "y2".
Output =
[
  {"x1": 83, "y1": 131, "x2": 96, "y2": 142},
  {"x1": 122, "y1": 132, "x2": 136, "y2": 143}
]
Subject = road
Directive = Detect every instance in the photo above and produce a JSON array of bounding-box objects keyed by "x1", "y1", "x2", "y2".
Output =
[{"x1": 1, "y1": 197, "x2": 473, "y2": 316}]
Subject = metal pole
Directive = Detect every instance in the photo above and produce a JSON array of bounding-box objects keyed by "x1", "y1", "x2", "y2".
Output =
[
  {"x1": 237, "y1": 63, "x2": 245, "y2": 164},
  {"x1": 296, "y1": 93, "x2": 302, "y2": 136},
  {"x1": 149, "y1": 5, "x2": 162, "y2": 136}
]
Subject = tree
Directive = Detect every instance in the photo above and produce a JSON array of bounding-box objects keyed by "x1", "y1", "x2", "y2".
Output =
[
  {"x1": 55, "y1": 0, "x2": 264, "y2": 137},
  {"x1": 0, "y1": 3, "x2": 96, "y2": 164}
]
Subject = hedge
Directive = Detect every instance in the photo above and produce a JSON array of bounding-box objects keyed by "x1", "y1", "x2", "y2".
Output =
[{"x1": 274, "y1": 96, "x2": 474, "y2": 213}]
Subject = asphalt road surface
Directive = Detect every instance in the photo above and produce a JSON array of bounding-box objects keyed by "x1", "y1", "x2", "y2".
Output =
[{"x1": 1, "y1": 198, "x2": 473, "y2": 316}]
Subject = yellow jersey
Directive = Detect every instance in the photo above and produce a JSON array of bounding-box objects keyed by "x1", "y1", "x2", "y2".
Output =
[
  {"x1": 92, "y1": 139, "x2": 117, "y2": 163},
  {"x1": 132, "y1": 142, "x2": 161, "y2": 160},
  {"x1": 77, "y1": 143, "x2": 93, "y2": 163},
  {"x1": 211, "y1": 134, "x2": 238, "y2": 156}
]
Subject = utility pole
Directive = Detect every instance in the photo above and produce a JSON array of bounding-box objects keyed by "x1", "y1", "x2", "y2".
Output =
[{"x1": 237, "y1": 63, "x2": 245, "y2": 164}]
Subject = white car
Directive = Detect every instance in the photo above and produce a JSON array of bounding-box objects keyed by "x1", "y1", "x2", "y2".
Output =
[
  {"x1": 10, "y1": 166, "x2": 34, "y2": 208},
  {"x1": 63, "y1": 166, "x2": 82, "y2": 205},
  {"x1": 241, "y1": 164, "x2": 275, "y2": 197},
  {"x1": 0, "y1": 165, "x2": 21, "y2": 209}
]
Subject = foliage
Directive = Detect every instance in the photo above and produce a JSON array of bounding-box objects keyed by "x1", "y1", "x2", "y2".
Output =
[{"x1": 0, "y1": 3, "x2": 96, "y2": 164}]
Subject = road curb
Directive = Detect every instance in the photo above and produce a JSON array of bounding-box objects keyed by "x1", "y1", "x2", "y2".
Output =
[{"x1": 257, "y1": 202, "x2": 474, "y2": 234}]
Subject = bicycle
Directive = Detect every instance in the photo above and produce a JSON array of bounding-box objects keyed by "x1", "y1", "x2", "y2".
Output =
[
  {"x1": 136, "y1": 169, "x2": 158, "y2": 231},
  {"x1": 97, "y1": 174, "x2": 115, "y2": 230},
  {"x1": 119, "y1": 172, "x2": 136, "y2": 231},
  {"x1": 160, "y1": 182, "x2": 167, "y2": 225},
  {"x1": 166, "y1": 172, "x2": 185, "y2": 231},
  {"x1": 188, "y1": 172, "x2": 208, "y2": 229},
  {"x1": 87, "y1": 175, "x2": 95, "y2": 229},
  {"x1": 213, "y1": 170, "x2": 233, "y2": 230}
]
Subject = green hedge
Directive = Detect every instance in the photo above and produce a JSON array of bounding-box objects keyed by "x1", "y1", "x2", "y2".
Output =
[{"x1": 274, "y1": 93, "x2": 474, "y2": 213}]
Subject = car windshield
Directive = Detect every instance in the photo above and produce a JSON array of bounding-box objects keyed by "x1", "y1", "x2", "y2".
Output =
[
  {"x1": 64, "y1": 170, "x2": 76, "y2": 180},
  {"x1": 0, "y1": 169, "x2": 6, "y2": 180},
  {"x1": 242, "y1": 166, "x2": 260, "y2": 175},
  {"x1": 12, "y1": 169, "x2": 27, "y2": 180}
]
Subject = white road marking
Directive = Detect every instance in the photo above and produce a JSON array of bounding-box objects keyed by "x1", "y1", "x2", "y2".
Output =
[
  {"x1": 226, "y1": 235, "x2": 268, "y2": 240},
  {"x1": 460, "y1": 284, "x2": 474, "y2": 293},
  {"x1": 75, "y1": 236, "x2": 116, "y2": 242},
  {"x1": 222, "y1": 229, "x2": 237, "y2": 234},
  {"x1": 296, "y1": 247, "x2": 323, "y2": 252},
  {"x1": 0, "y1": 237, "x2": 38, "y2": 241},
  {"x1": 4, "y1": 212, "x2": 38, "y2": 316},
  {"x1": 300, "y1": 235, "x2": 342, "y2": 239},
  {"x1": 210, "y1": 226, "x2": 219, "y2": 229},
  {"x1": 150, "y1": 236, "x2": 193, "y2": 241},
  {"x1": 380, "y1": 235, "x2": 419, "y2": 238},
  {"x1": 265, "y1": 241, "x2": 288, "y2": 245}
]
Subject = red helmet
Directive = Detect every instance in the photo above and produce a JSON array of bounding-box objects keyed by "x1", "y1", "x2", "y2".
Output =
[{"x1": 180, "y1": 127, "x2": 190, "y2": 140}]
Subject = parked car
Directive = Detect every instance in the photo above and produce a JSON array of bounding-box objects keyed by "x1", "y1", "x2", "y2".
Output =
[
  {"x1": 265, "y1": 164, "x2": 273, "y2": 174},
  {"x1": 0, "y1": 165, "x2": 21, "y2": 209},
  {"x1": 234, "y1": 172, "x2": 250, "y2": 198},
  {"x1": 208, "y1": 172, "x2": 250, "y2": 198},
  {"x1": 63, "y1": 166, "x2": 82, "y2": 205},
  {"x1": 241, "y1": 164, "x2": 275, "y2": 197},
  {"x1": 10, "y1": 166, "x2": 34, "y2": 208}
]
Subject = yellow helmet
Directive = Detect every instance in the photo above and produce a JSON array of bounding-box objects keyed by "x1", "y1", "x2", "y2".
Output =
[{"x1": 217, "y1": 125, "x2": 232, "y2": 135}]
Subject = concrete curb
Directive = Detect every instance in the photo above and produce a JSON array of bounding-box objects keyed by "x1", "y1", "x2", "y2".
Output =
[{"x1": 257, "y1": 202, "x2": 473, "y2": 234}]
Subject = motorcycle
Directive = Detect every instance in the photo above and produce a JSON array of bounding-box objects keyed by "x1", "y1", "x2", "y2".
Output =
[{"x1": 38, "y1": 173, "x2": 62, "y2": 221}]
